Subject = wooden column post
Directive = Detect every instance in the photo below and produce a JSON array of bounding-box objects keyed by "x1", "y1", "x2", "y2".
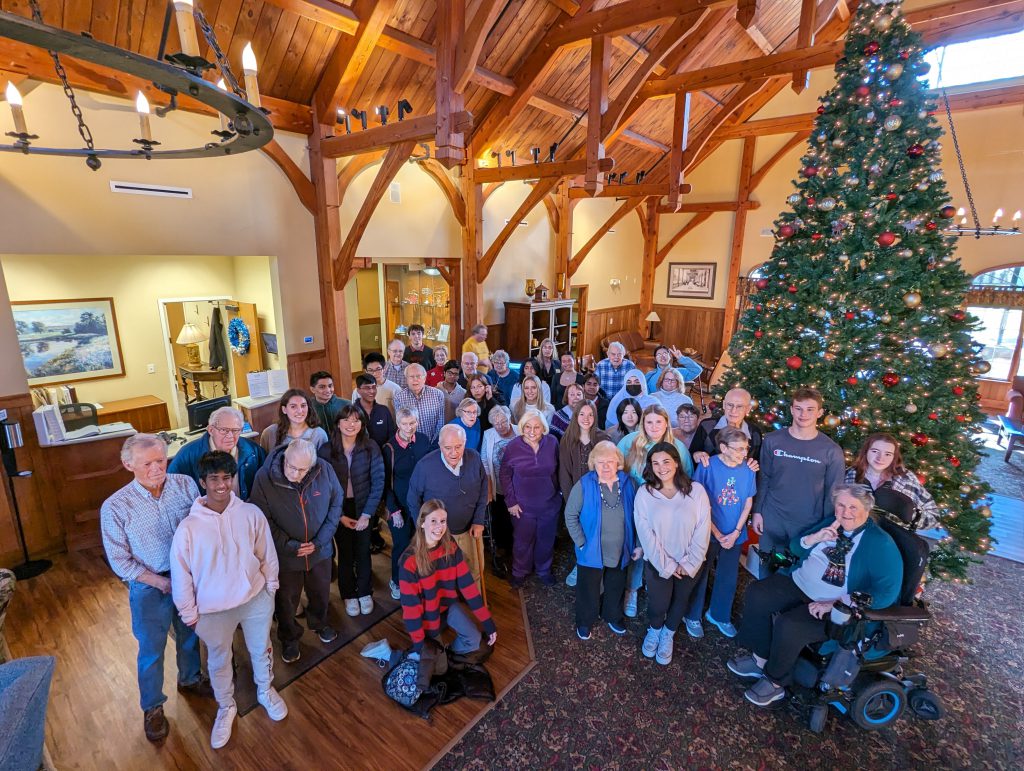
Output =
[
  {"x1": 638, "y1": 198, "x2": 660, "y2": 338},
  {"x1": 460, "y1": 162, "x2": 484, "y2": 351},
  {"x1": 721, "y1": 136, "x2": 756, "y2": 348},
  {"x1": 308, "y1": 112, "x2": 353, "y2": 387},
  {"x1": 554, "y1": 181, "x2": 573, "y2": 298}
]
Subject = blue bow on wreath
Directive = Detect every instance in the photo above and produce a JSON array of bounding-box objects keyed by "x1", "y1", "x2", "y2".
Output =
[{"x1": 228, "y1": 317, "x2": 250, "y2": 356}]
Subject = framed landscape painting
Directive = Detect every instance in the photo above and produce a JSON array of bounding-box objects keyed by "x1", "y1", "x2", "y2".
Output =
[
  {"x1": 667, "y1": 262, "x2": 717, "y2": 299},
  {"x1": 12, "y1": 298, "x2": 125, "y2": 386}
]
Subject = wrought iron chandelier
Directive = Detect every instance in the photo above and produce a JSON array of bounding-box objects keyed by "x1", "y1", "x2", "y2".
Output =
[
  {"x1": 941, "y1": 88, "x2": 1019, "y2": 239},
  {"x1": 0, "y1": 0, "x2": 272, "y2": 169}
]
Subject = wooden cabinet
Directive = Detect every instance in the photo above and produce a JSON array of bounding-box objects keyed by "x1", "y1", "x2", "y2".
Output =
[
  {"x1": 97, "y1": 395, "x2": 171, "y2": 433},
  {"x1": 384, "y1": 265, "x2": 453, "y2": 351},
  {"x1": 503, "y1": 299, "x2": 576, "y2": 360}
]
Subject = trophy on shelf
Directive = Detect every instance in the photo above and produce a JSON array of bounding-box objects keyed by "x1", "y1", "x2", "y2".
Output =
[{"x1": 525, "y1": 278, "x2": 536, "y2": 300}]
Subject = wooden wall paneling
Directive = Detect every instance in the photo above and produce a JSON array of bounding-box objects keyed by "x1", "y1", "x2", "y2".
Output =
[
  {"x1": 652, "y1": 304, "x2": 727, "y2": 364},
  {"x1": 287, "y1": 349, "x2": 331, "y2": 392},
  {"x1": 486, "y1": 323, "x2": 506, "y2": 353},
  {"x1": 582, "y1": 304, "x2": 640, "y2": 360}
]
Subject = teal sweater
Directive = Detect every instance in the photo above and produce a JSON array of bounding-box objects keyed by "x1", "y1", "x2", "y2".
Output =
[{"x1": 789, "y1": 517, "x2": 903, "y2": 609}]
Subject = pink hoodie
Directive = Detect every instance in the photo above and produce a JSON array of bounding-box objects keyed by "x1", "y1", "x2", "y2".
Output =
[
  {"x1": 171, "y1": 493, "x2": 279, "y2": 626},
  {"x1": 633, "y1": 483, "x2": 711, "y2": 579}
]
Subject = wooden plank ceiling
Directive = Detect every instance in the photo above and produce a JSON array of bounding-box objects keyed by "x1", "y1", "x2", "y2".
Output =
[{"x1": 4, "y1": 0, "x2": 1023, "y2": 185}]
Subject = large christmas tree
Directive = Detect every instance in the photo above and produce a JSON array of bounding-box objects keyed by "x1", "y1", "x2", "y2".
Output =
[{"x1": 723, "y1": 0, "x2": 993, "y2": 581}]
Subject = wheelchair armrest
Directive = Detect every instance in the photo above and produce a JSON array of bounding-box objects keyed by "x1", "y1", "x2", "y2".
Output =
[{"x1": 862, "y1": 605, "x2": 930, "y2": 623}]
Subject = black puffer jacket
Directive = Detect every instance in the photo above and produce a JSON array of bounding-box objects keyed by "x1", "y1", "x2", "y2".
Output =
[
  {"x1": 318, "y1": 437, "x2": 385, "y2": 519},
  {"x1": 249, "y1": 445, "x2": 343, "y2": 572}
]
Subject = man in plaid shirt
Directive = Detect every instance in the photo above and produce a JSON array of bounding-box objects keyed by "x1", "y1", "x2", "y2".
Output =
[
  {"x1": 383, "y1": 339, "x2": 409, "y2": 388},
  {"x1": 393, "y1": 363, "x2": 446, "y2": 442},
  {"x1": 101, "y1": 434, "x2": 213, "y2": 743},
  {"x1": 593, "y1": 341, "x2": 634, "y2": 397}
]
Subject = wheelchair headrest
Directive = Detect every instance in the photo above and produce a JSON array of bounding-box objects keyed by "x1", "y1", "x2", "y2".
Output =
[{"x1": 877, "y1": 516, "x2": 930, "y2": 606}]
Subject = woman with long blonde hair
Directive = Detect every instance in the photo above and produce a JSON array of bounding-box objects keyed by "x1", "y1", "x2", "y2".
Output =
[{"x1": 512, "y1": 374, "x2": 555, "y2": 424}]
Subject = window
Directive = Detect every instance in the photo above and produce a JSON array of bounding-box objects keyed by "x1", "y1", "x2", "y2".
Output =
[
  {"x1": 968, "y1": 266, "x2": 1024, "y2": 380},
  {"x1": 924, "y1": 30, "x2": 1024, "y2": 89}
]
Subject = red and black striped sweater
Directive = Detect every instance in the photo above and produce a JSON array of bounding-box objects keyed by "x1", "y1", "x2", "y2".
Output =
[{"x1": 399, "y1": 540, "x2": 496, "y2": 648}]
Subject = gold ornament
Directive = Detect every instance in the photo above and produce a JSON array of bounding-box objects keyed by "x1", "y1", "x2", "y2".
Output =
[
  {"x1": 903, "y1": 291, "x2": 922, "y2": 308},
  {"x1": 874, "y1": 15, "x2": 894, "y2": 32},
  {"x1": 929, "y1": 343, "x2": 949, "y2": 358},
  {"x1": 824, "y1": 415, "x2": 841, "y2": 428},
  {"x1": 979, "y1": 506, "x2": 992, "y2": 518}
]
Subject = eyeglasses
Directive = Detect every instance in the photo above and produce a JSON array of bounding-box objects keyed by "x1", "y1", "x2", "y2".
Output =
[
  {"x1": 725, "y1": 444, "x2": 749, "y2": 452},
  {"x1": 366, "y1": 366, "x2": 384, "y2": 374},
  {"x1": 285, "y1": 461, "x2": 312, "y2": 475},
  {"x1": 211, "y1": 425, "x2": 243, "y2": 436}
]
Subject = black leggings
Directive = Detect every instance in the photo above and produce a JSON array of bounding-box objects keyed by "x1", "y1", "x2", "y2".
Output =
[
  {"x1": 335, "y1": 499, "x2": 372, "y2": 599},
  {"x1": 644, "y1": 562, "x2": 698, "y2": 632},
  {"x1": 736, "y1": 573, "x2": 830, "y2": 686}
]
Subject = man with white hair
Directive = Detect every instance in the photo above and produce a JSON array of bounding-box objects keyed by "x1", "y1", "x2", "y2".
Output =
[
  {"x1": 393, "y1": 362, "x2": 447, "y2": 442},
  {"x1": 592, "y1": 341, "x2": 634, "y2": 397},
  {"x1": 691, "y1": 387, "x2": 764, "y2": 468},
  {"x1": 101, "y1": 433, "x2": 213, "y2": 744},
  {"x1": 249, "y1": 438, "x2": 343, "y2": 665},
  {"x1": 384, "y1": 339, "x2": 410, "y2": 388},
  {"x1": 169, "y1": 405, "x2": 266, "y2": 500},
  {"x1": 458, "y1": 350, "x2": 480, "y2": 387},
  {"x1": 407, "y1": 423, "x2": 489, "y2": 586}
]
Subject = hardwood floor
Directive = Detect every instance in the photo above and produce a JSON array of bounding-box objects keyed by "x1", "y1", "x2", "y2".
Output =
[{"x1": 5, "y1": 549, "x2": 534, "y2": 770}]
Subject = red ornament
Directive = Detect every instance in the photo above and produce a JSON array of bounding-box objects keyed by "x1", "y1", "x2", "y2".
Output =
[
  {"x1": 847, "y1": 376, "x2": 858, "y2": 385},
  {"x1": 956, "y1": 414, "x2": 968, "y2": 422},
  {"x1": 756, "y1": 304, "x2": 763, "y2": 312},
  {"x1": 850, "y1": 417, "x2": 863, "y2": 427},
  {"x1": 765, "y1": 413, "x2": 777, "y2": 423},
  {"x1": 802, "y1": 165, "x2": 819, "y2": 178},
  {"x1": 844, "y1": 311, "x2": 856, "y2": 320},
  {"x1": 788, "y1": 285, "x2": 798, "y2": 294},
  {"x1": 811, "y1": 233, "x2": 823, "y2": 241},
  {"x1": 916, "y1": 472, "x2": 927, "y2": 485},
  {"x1": 855, "y1": 85, "x2": 871, "y2": 98},
  {"x1": 928, "y1": 412, "x2": 938, "y2": 420},
  {"x1": 952, "y1": 385, "x2": 964, "y2": 395},
  {"x1": 925, "y1": 221, "x2": 938, "y2": 231},
  {"x1": 885, "y1": 193, "x2": 898, "y2": 201},
  {"x1": 907, "y1": 144, "x2": 925, "y2": 158},
  {"x1": 949, "y1": 457, "x2": 961, "y2": 468},
  {"x1": 754, "y1": 330, "x2": 764, "y2": 339},
  {"x1": 949, "y1": 310, "x2": 966, "y2": 321},
  {"x1": 786, "y1": 355, "x2": 803, "y2": 370},
  {"x1": 817, "y1": 105, "x2": 826, "y2": 115},
  {"x1": 778, "y1": 224, "x2": 796, "y2": 239},
  {"x1": 864, "y1": 41, "x2": 880, "y2": 55},
  {"x1": 882, "y1": 372, "x2": 899, "y2": 387},
  {"x1": 877, "y1": 231, "x2": 897, "y2": 247},
  {"x1": 806, "y1": 197, "x2": 816, "y2": 206},
  {"x1": 889, "y1": 98, "x2": 904, "y2": 108},
  {"x1": 755, "y1": 278, "x2": 769, "y2": 290},
  {"x1": 899, "y1": 50, "x2": 911, "y2": 60},
  {"x1": 940, "y1": 205, "x2": 956, "y2": 219},
  {"x1": 911, "y1": 432, "x2": 929, "y2": 447}
]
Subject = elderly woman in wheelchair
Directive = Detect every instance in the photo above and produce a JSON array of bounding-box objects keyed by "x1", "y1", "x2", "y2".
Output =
[{"x1": 727, "y1": 484, "x2": 904, "y2": 705}]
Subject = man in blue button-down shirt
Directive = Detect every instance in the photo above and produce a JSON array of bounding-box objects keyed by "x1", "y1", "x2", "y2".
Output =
[{"x1": 101, "y1": 434, "x2": 213, "y2": 743}]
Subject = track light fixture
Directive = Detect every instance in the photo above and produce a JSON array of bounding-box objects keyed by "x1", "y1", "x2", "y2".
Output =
[
  {"x1": 505, "y1": 149, "x2": 516, "y2": 166},
  {"x1": 530, "y1": 146, "x2": 541, "y2": 163},
  {"x1": 397, "y1": 99, "x2": 413, "y2": 121},
  {"x1": 349, "y1": 108, "x2": 368, "y2": 130},
  {"x1": 547, "y1": 143, "x2": 558, "y2": 162},
  {"x1": 636, "y1": 170, "x2": 646, "y2": 184},
  {"x1": 491, "y1": 150, "x2": 502, "y2": 167},
  {"x1": 336, "y1": 108, "x2": 351, "y2": 134},
  {"x1": 375, "y1": 105, "x2": 389, "y2": 125}
]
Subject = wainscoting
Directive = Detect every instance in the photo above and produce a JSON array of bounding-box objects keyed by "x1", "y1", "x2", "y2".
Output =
[
  {"x1": 582, "y1": 304, "x2": 641, "y2": 360},
  {"x1": 653, "y1": 304, "x2": 728, "y2": 364},
  {"x1": 287, "y1": 349, "x2": 331, "y2": 391}
]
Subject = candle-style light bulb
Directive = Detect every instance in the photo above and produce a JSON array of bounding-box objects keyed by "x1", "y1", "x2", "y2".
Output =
[
  {"x1": 173, "y1": 0, "x2": 200, "y2": 57},
  {"x1": 136, "y1": 92, "x2": 152, "y2": 142},
  {"x1": 215, "y1": 78, "x2": 229, "y2": 132},
  {"x1": 956, "y1": 207, "x2": 965, "y2": 216},
  {"x1": 241, "y1": 43, "x2": 261, "y2": 109},
  {"x1": 5, "y1": 81, "x2": 27, "y2": 135},
  {"x1": 993, "y1": 208, "x2": 1004, "y2": 224},
  {"x1": 1013, "y1": 210, "x2": 1021, "y2": 224}
]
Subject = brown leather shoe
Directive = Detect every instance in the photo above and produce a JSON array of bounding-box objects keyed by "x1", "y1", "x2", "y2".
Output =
[
  {"x1": 143, "y1": 705, "x2": 169, "y2": 743},
  {"x1": 177, "y1": 676, "x2": 215, "y2": 699}
]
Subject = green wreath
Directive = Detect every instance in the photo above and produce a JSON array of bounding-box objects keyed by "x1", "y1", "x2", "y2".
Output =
[{"x1": 228, "y1": 317, "x2": 250, "y2": 356}]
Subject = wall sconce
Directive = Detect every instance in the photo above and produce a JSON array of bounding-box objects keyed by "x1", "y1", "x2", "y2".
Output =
[
  {"x1": 375, "y1": 105, "x2": 389, "y2": 125},
  {"x1": 337, "y1": 108, "x2": 351, "y2": 134},
  {"x1": 397, "y1": 99, "x2": 413, "y2": 121},
  {"x1": 609, "y1": 277, "x2": 621, "y2": 290},
  {"x1": 505, "y1": 149, "x2": 516, "y2": 166},
  {"x1": 349, "y1": 108, "x2": 367, "y2": 130},
  {"x1": 530, "y1": 146, "x2": 541, "y2": 163}
]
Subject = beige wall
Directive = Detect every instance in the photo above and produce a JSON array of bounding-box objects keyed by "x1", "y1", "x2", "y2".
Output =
[{"x1": 233, "y1": 255, "x2": 284, "y2": 370}]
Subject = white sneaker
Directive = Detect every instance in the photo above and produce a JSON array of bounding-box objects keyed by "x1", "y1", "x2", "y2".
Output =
[
  {"x1": 656, "y1": 626, "x2": 675, "y2": 666},
  {"x1": 345, "y1": 598, "x2": 359, "y2": 616},
  {"x1": 210, "y1": 701, "x2": 237, "y2": 749},
  {"x1": 565, "y1": 565, "x2": 578, "y2": 587},
  {"x1": 257, "y1": 687, "x2": 288, "y2": 721},
  {"x1": 642, "y1": 626, "x2": 659, "y2": 658},
  {"x1": 359, "y1": 595, "x2": 374, "y2": 615},
  {"x1": 624, "y1": 589, "x2": 638, "y2": 618},
  {"x1": 389, "y1": 580, "x2": 401, "y2": 600}
]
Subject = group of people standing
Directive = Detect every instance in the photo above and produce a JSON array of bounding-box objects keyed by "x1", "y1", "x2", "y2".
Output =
[{"x1": 100, "y1": 332, "x2": 942, "y2": 749}]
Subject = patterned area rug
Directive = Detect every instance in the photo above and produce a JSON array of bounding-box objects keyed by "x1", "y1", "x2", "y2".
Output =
[{"x1": 436, "y1": 542, "x2": 1024, "y2": 769}]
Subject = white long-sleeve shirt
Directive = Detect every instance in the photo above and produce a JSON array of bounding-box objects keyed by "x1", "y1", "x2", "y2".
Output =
[
  {"x1": 633, "y1": 483, "x2": 711, "y2": 579},
  {"x1": 170, "y1": 493, "x2": 279, "y2": 625}
]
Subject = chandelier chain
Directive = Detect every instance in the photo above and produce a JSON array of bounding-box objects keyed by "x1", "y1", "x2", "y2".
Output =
[
  {"x1": 195, "y1": 8, "x2": 243, "y2": 96},
  {"x1": 941, "y1": 87, "x2": 978, "y2": 231},
  {"x1": 28, "y1": 0, "x2": 96, "y2": 153}
]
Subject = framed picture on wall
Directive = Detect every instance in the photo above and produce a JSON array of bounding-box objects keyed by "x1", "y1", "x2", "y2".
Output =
[
  {"x1": 12, "y1": 298, "x2": 125, "y2": 386},
  {"x1": 667, "y1": 262, "x2": 717, "y2": 299}
]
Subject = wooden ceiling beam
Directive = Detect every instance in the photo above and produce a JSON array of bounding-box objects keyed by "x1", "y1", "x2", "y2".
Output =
[
  {"x1": 567, "y1": 182, "x2": 689, "y2": 198},
  {"x1": 0, "y1": 38, "x2": 312, "y2": 135},
  {"x1": 656, "y1": 200, "x2": 760, "y2": 213},
  {"x1": 682, "y1": 79, "x2": 768, "y2": 171},
  {"x1": 666, "y1": 91, "x2": 692, "y2": 213},
  {"x1": 479, "y1": 177, "x2": 562, "y2": 280},
  {"x1": 748, "y1": 130, "x2": 811, "y2": 191},
  {"x1": 744, "y1": 22, "x2": 773, "y2": 53},
  {"x1": 454, "y1": 0, "x2": 506, "y2": 93},
  {"x1": 568, "y1": 196, "x2": 647, "y2": 276},
  {"x1": 261, "y1": 139, "x2": 316, "y2": 214},
  {"x1": 736, "y1": 0, "x2": 759, "y2": 29},
  {"x1": 544, "y1": 0, "x2": 583, "y2": 14},
  {"x1": 655, "y1": 211, "x2": 713, "y2": 266},
  {"x1": 435, "y1": 0, "x2": 467, "y2": 167},
  {"x1": 792, "y1": 0, "x2": 817, "y2": 94},
  {"x1": 586, "y1": 34, "x2": 611, "y2": 195},
  {"x1": 531, "y1": 93, "x2": 668, "y2": 151},
  {"x1": 319, "y1": 111, "x2": 473, "y2": 158},
  {"x1": 476, "y1": 157, "x2": 614, "y2": 184},
  {"x1": 544, "y1": 0, "x2": 735, "y2": 49},
  {"x1": 313, "y1": 0, "x2": 396, "y2": 118},
  {"x1": 333, "y1": 139, "x2": 415, "y2": 289}
]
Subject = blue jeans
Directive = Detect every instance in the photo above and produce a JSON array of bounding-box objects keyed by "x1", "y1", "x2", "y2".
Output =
[
  {"x1": 443, "y1": 602, "x2": 483, "y2": 654},
  {"x1": 128, "y1": 581, "x2": 202, "y2": 712},
  {"x1": 627, "y1": 556, "x2": 644, "y2": 592},
  {"x1": 686, "y1": 538, "x2": 744, "y2": 623}
]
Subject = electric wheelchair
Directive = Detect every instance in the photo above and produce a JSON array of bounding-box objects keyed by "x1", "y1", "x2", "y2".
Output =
[{"x1": 756, "y1": 515, "x2": 945, "y2": 733}]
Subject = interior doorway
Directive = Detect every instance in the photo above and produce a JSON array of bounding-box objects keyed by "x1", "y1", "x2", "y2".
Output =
[{"x1": 570, "y1": 284, "x2": 588, "y2": 361}]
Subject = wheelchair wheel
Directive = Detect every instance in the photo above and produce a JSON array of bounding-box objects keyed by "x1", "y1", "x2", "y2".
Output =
[
  {"x1": 851, "y1": 681, "x2": 906, "y2": 731},
  {"x1": 908, "y1": 688, "x2": 945, "y2": 721},
  {"x1": 809, "y1": 705, "x2": 828, "y2": 733}
]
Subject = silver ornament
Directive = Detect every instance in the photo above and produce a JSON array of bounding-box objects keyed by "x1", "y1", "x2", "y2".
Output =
[
  {"x1": 818, "y1": 197, "x2": 837, "y2": 211},
  {"x1": 918, "y1": 110, "x2": 928, "y2": 120},
  {"x1": 832, "y1": 137, "x2": 846, "y2": 149},
  {"x1": 838, "y1": 254, "x2": 850, "y2": 262},
  {"x1": 884, "y1": 115, "x2": 902, "y2": 131},
  {"x1": 885, "y1": 63, "x2": 904, "y2": 79},
  {"x1": 845, "y1": 174, "x2": 860, "y2": 187},
  {"x1": 875, "y1": 15, "x2": 894, "y2": 32},
  {"x1": 865, "y1": 110, "x2": 876, "y2": 123},
  {"x1": 816, "y1": 132, "x2": 828, "y2": 143},
  {"x1": 905, "y1": 403, "x2": 918, "y2": 414},
  {"x1": 929, "y1": 170, "x2": 944, "y2": 182},
  {"x1": 916, "y1": 181, "x2": 930, "y2": 191},
  {"x1": 898, "y1": 249, "x2": 913, "y2": 258},
  {"x1": 787, "y1": 193, "x2": 801, "y2": 206}
]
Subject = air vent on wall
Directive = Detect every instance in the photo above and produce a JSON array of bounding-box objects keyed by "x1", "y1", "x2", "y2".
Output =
[
  {"x1": 109, "y1": 181, "x2": 193, "y2": 199},
  {"x1": 389, "y1": 182, "x2": 401, "y2": 203}
]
